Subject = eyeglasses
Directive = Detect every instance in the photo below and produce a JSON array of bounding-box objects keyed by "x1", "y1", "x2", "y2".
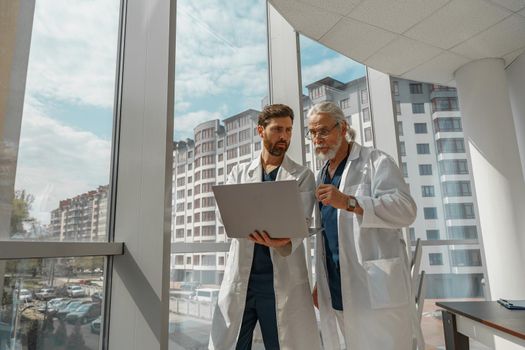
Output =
[{"x1": 306, "y1": 122, "x2": 339, "y2": 140}]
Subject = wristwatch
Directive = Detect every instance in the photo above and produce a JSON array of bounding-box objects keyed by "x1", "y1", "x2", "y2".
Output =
[{"x1": 346, "y1": 196, "x2": 357, "y2": 211}]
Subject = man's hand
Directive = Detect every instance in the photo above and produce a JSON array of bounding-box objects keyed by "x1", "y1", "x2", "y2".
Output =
[
  {"x1": 316, "y1": 184, "x2": 348, "y2": 209},
  {"x1": 316, "y1": 184, "x2": 364, "y2": 215},
  {"x1": 312, "y1": 284, "x2": 319, "y2": 309},
  {"x1": 248, "y1": 230, "x2": 291, "y2": 248}
]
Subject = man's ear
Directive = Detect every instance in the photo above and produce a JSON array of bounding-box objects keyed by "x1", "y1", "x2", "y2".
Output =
[{"x1": 257, "y1": 125, "x2": 264, "y2": 137}]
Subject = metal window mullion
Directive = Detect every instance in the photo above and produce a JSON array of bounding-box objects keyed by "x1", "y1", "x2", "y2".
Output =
[{"x1": 0, "y1": 241, "x2": 124, "y2": 260}]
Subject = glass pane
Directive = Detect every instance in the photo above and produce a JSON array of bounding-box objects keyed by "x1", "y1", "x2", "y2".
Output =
[
  {"x1": 299, "y1": 34, "x2": 368, "y2": 294},
  {"x1": 1, "y1": 0, "x2": 120, "y2": 241},
  {"x1": 0, "y1": 257, "x2": 105, "y2": 349},
  {"x1": 170, "y1": 0, "x2": 268, "y2": 348},
  {"x1": 391, "y1": 79, "x2": 487, "y2": 349}
]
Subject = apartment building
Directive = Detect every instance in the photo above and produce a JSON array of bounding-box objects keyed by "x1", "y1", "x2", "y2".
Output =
[
  {"x1": 171, "y1": 76, "x2": 484, "y2": 298},
  {"x1": 49, "y1": 185, "x2": 109, "y2": 241}
]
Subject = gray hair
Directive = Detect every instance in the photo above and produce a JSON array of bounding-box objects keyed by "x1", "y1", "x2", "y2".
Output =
[{"x1": 306, "y1": 101, "x2": 356, "y2": 141}]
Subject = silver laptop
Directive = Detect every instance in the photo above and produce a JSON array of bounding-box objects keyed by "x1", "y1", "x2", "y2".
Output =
[{"x1": 212, "y1": 180, "x2": 310, "y2": 239}]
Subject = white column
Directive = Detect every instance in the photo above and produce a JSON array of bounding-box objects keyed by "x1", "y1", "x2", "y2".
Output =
[
  {"x1": 505, "y1": 52, "x2": 525, "y2": 184},
  {"x1": 266, "y1": 3, "x2": 304, "y2": 165},
  {"x1": 108, "y1": 0, "x2": 176, "y2": 348},
  {"x1": 0, "y1": 0, "x2": 35, "y2": 301},
  {"x1": 454, "y1": 58, "x2": 525, "y2": 300},
  {"x1": 366, "y1": 67, "x2": 399, "y2": 161}
]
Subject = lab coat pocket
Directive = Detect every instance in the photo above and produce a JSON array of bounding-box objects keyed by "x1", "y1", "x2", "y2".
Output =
[{"x1": 363, "y1": 257, "x2": 410, "y2": 309}]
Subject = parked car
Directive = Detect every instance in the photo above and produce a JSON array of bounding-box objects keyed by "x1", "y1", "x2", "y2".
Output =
[
  {"x1": 91, "y1": 292, "x2": 103, "y2": 303},
  {"x1": 56, "y1": 299, "x2": 90, "y2": 319},
  {"x1": 66, "y1": 285, "x2": 85, "y2": 298},
  {"x1": 65, "y1": 303, "x2": 101, "y2": 324},
  {"x1": 91, "y1": 316, "x2": 101, "y2": 334},
  {"x1": 193, "y1": 288, "x2": 219, "y2": 302},
  {"x1": 15, "y1": 289, "x2": 33, "y2": 302},
  {"x1": 35, "y1": 288, "x2": 56, "y2": 301}
]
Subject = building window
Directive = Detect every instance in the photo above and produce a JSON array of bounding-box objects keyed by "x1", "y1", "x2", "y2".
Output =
[
  {"x1": 416, "y1": 143, "x2": 430, "y2": 154},
  {"x1": 437, "y1": 138, "x2": 465, "y2": 153},
  {"x1": 421, "y1": 185, "x2": 435, "y2": 197},
  {"x1": 218, "y1": 168, "x2": 224, "y2": 176},
  {"x1": 340, "y1": 98, "x2": 350, "y2": 109},
  {"x1": 239, "y1": 144, "x2": 251, "y2": 156},
  {"x1": 239, "y1": 129, "x2": 250, "y2": 142},
  {"x1": 397, "y1": 121, "x2": 403, "y2": 136},
  {"x1": 392, "y1": 80, "x2": 399, "y2": 96},
  {"x1": 409, "y1": 83, "x2": 423, "y2": 94},
  {"x1": 226, "y1": 133, "x2": 238, "y2": 146},
  {"x1": 254, "y1": 142, "x2": 261, "y2": 151},
  {"x1": 439, "y1": 159, "x2": 469, "y2": 175},
  {"x1": 187, "y1": 202, "x2": 192, "y2": 210},
  {"x1": 364, "y1": 127, "x2": 373, "y2": 142},
  {"x1": 218, "y1": 140, "x2": 224, "y2": 148},
  {"x1": 412, "y1": 103, "x2": 425, "y2": 114},
  {"x1": 429, "y1": 253, "x2": 443, "y2": 265},
  {"x1": 409, "y1": 227, "x2": 416, "y2": 242},
  {"x1": 360, "y1": 89, "x2": 368, "y2": 104},
  {"x1": 419, "y1": 164, "x2": 432, "y2": 175},
  {"x1": 434, "y1": 117, "x2": 462, "y2": 132},
  {"x1": 402, "y1": 162, "x2": 408, "y2": 178},
  {"x1": 202, "y1": 211, "x2": 216, "y2": 221},
  {"x1": 414, "y1": 123, "x2": 427, "y2": 134},
  {"x1": 447, "y1": 225, "x2": 478, "y2": 239},
  {"x1": 227, "y1": 148, "x2": 238, "y2": 159},
  {"x1": 186, "y1": 257, "x2": 192, "y2": 264},
  {"x1": 400, "y1": 142, "x2": 406, "y2": 156},
  {"x1": 443, "y1": 181, "x2": 472, "y2": 196},
  {"x1": 424, "y1": 207, "x2": 438, "y2": 219},
  {"x1": 362, "y1": 107, "x2": 370, "y2": 122},
  {"x1": 426, "y1": 229, "x2": 440, "y2": 240},
  {"x1": 395, "y1": 101, "x2": 401, "y2": 115},
  {"x1": 445, "y1": 203, "x2": 475, "y2": 219},
  {"x1": 432, "y1": 97, "x2": 458, "y2": 112},
  {"x1": 451, "y1": 249, "x2": 482, "y2": 266},
  {"x1": 186, "y1": 229, "x2": 192, "y2": 237}
]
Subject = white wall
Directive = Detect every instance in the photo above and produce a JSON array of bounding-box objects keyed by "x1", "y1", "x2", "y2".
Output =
[{"x1": 455, "y1": 58, "x2": 525, "y2": 300}]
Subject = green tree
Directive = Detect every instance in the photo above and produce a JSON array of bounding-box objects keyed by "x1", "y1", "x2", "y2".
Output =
[{"x1": 10, "y1": 190, "x2": 34, "y2": 234}]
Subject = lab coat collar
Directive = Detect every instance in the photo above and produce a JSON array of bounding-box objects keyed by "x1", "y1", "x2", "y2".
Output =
[
  {"x1": 246, "y1": 152, "x2": 298, "y2": 181},
  {"x1": 348, "y1": 141, "x2": 361, "y2": 161}
]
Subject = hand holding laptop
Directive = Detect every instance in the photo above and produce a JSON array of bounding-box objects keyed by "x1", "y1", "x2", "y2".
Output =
[{"x1": 248, "y1": 230, "x2": 291, "y2": 248}]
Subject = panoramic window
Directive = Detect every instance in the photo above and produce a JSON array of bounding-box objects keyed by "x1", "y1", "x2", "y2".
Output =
[
  {"x1": 169, "y1": 0, "x2": 268, "y2": 348},
  {"x1": 391, "y1": 79, "x2": 486, "y2": 349},
  {"x1": 1, "y1": 1, "x2": 119, "y2": 349}
]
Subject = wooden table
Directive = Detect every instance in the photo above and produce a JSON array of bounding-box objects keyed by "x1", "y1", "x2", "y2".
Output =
[{"x1": 437, "y1": 301, "x2": 525, "y2": 349}]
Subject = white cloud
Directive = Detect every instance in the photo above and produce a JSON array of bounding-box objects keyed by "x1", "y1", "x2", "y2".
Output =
[
  {"x1": 14, "y1": 100, "x2": 111, "y2": 224},
  {"x1": 174, "y1": 110, "x2": 223, "y2": 140},
  {"x1": 25, "y1": 0, "x2": 120, "y2": 108},
  {"x1": 174, "y1": 0, "x2": 268, "y2": 108},
  {"x1": 301, "y1": 56, "x2": 364, "y2": 86}
]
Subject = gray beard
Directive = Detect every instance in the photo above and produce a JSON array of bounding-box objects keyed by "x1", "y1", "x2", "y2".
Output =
[{"x1": 314, "y1": 135, "x2": 342, "y2": 161}]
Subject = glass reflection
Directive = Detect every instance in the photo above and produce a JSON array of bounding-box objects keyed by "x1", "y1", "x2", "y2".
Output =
[{"x1": 0, "y1": 257, "x2": 105, "y2": 350}]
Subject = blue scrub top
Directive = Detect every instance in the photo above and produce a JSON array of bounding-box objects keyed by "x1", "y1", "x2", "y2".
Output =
[
  {"x1": 320, "y1": 156, "x2": 348, "y2": 311},
  {"x1": 247, "y1": 166, "x2": 280, "y2": 297}
]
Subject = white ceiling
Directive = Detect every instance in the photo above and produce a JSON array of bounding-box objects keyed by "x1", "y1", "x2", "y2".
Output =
[{"x1": 269, "y1": 0, "x2": 525, "y2": 86}]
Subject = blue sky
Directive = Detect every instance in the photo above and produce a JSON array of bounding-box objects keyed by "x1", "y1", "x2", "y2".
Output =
[{"x1": 15, "y1": 0, "x2": 364, "y2": 224}]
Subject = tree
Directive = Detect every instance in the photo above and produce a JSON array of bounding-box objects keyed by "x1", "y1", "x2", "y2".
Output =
[{"x1": 10, "y1": 190, "x2": 34, "y2": 234}]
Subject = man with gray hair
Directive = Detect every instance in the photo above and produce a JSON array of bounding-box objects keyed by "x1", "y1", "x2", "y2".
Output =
[{"x1": 308, "y1": 101, "x2": 424, "y2": 349}]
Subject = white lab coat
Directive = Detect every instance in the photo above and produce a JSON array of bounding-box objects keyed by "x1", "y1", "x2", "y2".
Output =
[
  {"x1": 315, "y1": 143, "x2": 424, "y2": 350},
  {"x1": 209, "y1": 154, "x2": 322, "y2": 350}
]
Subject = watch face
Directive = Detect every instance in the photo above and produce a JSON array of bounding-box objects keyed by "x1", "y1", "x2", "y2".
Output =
[{"x1": 348, "y1": 197, "x2": 357, "y2": 209}]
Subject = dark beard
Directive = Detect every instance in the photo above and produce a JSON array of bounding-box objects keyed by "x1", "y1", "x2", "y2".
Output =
[{"x1": 264, "y1": 139, "x2": 288, "y2": 156}]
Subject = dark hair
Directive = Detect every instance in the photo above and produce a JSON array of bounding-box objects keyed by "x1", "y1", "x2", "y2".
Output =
[{"x1": 258, "y1": 104, "x2": 294, "y2": 127}]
